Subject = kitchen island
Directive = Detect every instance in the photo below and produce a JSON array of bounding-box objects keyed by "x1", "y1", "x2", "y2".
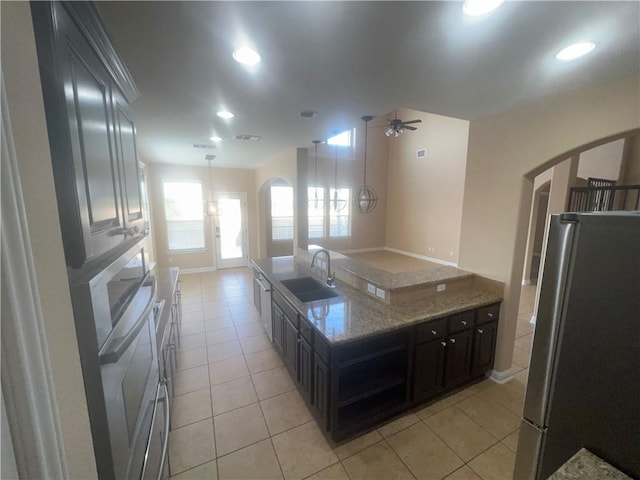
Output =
[{"x1": 252, "y1": 254, "x2": 503, "y2": 442}]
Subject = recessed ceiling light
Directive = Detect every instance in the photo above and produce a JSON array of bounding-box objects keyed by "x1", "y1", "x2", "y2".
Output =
[
  {"x1": 233, "y1": 46, "x2": 261, "y2": 66},
  {"x1": 209, "y1": 136, "x2": 222, "y2": 142},
  {"x1": 300, "y1": 110, "x2": 318, "y2": 118},
  {"x1": 463, "y1": 0, "x2": 505, "y2": 16},
  {"x1": 217, "y1": 111, "x2": 234, "y2": 119},
  {"x1": 555, "y1": 42, "x2": 596, "y2": 61}
]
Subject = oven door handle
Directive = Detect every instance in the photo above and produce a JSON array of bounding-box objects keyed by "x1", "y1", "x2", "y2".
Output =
[
  {"x1": 99, "y1": 276, "x2": 157, "y2": 365},
  {"x1": 140, "y1": 381, "x2": 170, "y2": 480}
]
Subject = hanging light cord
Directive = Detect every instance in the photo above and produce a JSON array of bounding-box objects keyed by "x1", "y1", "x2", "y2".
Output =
[
  {"x1": 362, "y1": 119, "x2": 369, "y2": 187},
  {"x1": 334, "y1": 143, "x2": 339, "y2": 210}
]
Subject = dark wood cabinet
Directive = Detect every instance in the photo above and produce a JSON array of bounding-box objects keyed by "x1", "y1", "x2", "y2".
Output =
[
  {"x1": 444, "y1": 328, "x2": 473, "y2": 388},
  {"x1": 471, "y1": 320, "x2": 498, "y2": 377},
  {"x1": 312, "y1": 353, "x2": 330, "y2": 431},
  {"x1": 299, "y1": 336, "x2": 313, "y2": 404},
  {"x1": 283, "y1": 315, "x2": 298, "y2": 379},
  {"x1": 272, "y1": 303, "x2": 284, "y2": 356},
  {"x1": 32, "y1": 2, "x2": 143, "y2": 270},
  {"x1": 414, "y1": 338, "x2": 447, "y2": 401}
]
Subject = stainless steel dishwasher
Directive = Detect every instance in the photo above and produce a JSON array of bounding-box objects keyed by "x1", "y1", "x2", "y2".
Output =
[{"x1": 253, "y1": 270, "x2": 273, "y2": 341}]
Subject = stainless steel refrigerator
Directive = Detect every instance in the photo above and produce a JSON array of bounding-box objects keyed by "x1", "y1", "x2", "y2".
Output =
[{"x1": 514, "y1": 212, "x2": 639, "y2": 479}]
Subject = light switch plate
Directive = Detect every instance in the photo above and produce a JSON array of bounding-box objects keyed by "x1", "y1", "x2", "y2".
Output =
[
  {"x1": 367, "y1": 283, "x2": 376, "y2": 295},
  {"x1": 376, "y1": 287, "x2": 386, "y2": 299},
  {"x1": 436, "y1": 283, "x2": 446, "y2": 292}
]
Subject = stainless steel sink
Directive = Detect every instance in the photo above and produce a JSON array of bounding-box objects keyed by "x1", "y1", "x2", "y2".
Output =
[{"x1": 280, "y1": 277, "x2": 339, "y2": 303}]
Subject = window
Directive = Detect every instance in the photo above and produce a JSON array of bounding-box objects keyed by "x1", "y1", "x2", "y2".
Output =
[
  {"x1": 327, "y1": 129, "x2": 354, "y2": 147},
  {"x1": 163, "y1": 181, "x2": 205, "y2": 251},
  {"x1": 329, "y1": 187, "x2": 351, "y2": 237},
  {"x1": 308, "y1": 187, "x2": 325, "y2": 239},
  {"x1": 271, "y1": 184, "x2": 294, "y2": 240}
]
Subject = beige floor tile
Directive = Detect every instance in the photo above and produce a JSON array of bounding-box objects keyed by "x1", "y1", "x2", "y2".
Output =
[
  {"x1": 341, "y1": 441, "x2": 413, "y2": 480},
  {"x1": 479, "y1": 380, "x2": 525, "y2": 416},
  {"x1": 272, "y1": 421, "x2": 338, "y2": 480},
  {"x1": 233, "y1": 312, "x2": 261, "y2": 325},
  {"x1": 206, "y1": 327, "x2": 239, "y2": 346},
  {"x1": 175, "y1": 366, "x2": 211, "y2": 396},
  {"x1": 473, "y1": 378, "x2": 495, "y2": 393},
  {"x1": 214, "y1": 403, "x2": 270, "y2": 457},
  {"x1": 208, "y1": 340, "x2": 244, "y2": 363},
  {"x1": 205, "y1": 316, "x2": 235, "y2": 332},
  {"x1": 444, "y1": 386, "x2": 479, "y2": 405},
  {"x1": 178, "y1": 347, "x2": 209, "y2": 371},
  {"x1": 467, "y1": 442, "x2": 515, "y2": 480},
  {"x1": 183, "y1": 303, "x2": 204, "y2": 315},
  {"x1": 180, "y1": 333, "x2": 208, "y2": 352},
  {"x1": 203, "y1": 300, "x2": 228, "y2": 311},
  {"x1": 501, "y1": 429, "x2": 520, "y2": 453},
  {"x1": 443, "y1": 465, "x2": 482, "y2": 480},
  {"x1": 240, "y1": 334, "x2": 274, "y2": 354},
  {"x1": 217, "y1": 439, "x2": 283, "y2": 479},
  {"x1": 172, "y1": 388, "x2": 213, "y2": 429},
  {"x1": 209, "y1": 356, "x2": 249, "y2": 386},
  {"x1": 511, "y1": 347, "x2": 531, "y2": 369},
  {"x1": 514, "y1": 334, "x2": 533, "y2": 354},
  {"x1": 387, "y1": 422, "x2": 464, "y2": 480},
  {"x1": 333, "y1": 430, "x2": 383, "y2": 460},
  {"x1": 304, "y1": 462, "x2": 349, "y2": 480},
  {"x1": 245, "y1": 348, "x2": 284, "y2": 374},
  {"x1": 513, "y1": 369, "x2": 529, "y2": 387},
  {"x1": 424, "y1": 407, "x2": 497, "y2": 462},
  {"x1": 415, "y1": 398, "x2": 452, "y2": 420},
  {"x1": 260, "y1": 389, "x2": 314, "y2": 436},
  {"x1": 377, "y1": 413, "x2": 420, "y2": 438},
  {"x1": 210, "y1": 376, "x2": 258, "y2": 415},
  {"x1": 456, "y1": 394, "x2": 521, "y2": 440},
  {"x1": 235, "y1": 321, "x2": 266, "y2": 339},
  {"x1": 204, "y1": 307, "x2": 231, "y2": 320},
  {"x1": 515, "y1": 320, "x2": 534, "y2": 339},
  {"x1": 252, "y1": 366, "x2": 296, "y2": 400},
  {"x1": 182, "y1": 320, "x2": 206, "y2": 336},
  {"x1": 170, "y1": 460, "x2": 218, "y2": 480},
  {"x1": 169, "y1": 418, "x2": 216, "y2": 476}
]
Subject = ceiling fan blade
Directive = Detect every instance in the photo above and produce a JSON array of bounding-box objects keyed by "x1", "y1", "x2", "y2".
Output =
[
  {"x1": 402, "y1": 119, "x2": 422, "y2": 125},
  {"x1": 405, "y1": 125, "x2": 418, "y2": 131}
]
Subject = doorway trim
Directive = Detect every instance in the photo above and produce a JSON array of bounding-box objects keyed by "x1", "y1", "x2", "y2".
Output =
[{"x1": 212, "y1": 192, "x2": 249, "y2": 269}]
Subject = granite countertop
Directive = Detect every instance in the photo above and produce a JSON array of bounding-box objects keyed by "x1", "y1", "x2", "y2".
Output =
[
  {"x1": 253, "y1": 256, "x2": 501, "y2": 345},
  {"x1": 548, "y1": 448, "x2": 632, "y2": 480}
]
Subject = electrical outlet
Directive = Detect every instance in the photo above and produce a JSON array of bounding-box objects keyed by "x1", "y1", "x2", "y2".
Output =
[
  {"x1": 436, "y1": 283, "x2": 446, "y2": 292},
  {"x1": 376, "y1": 287, "x2": 386, "y2": 299},
  {"x1": 367, "y1": 283, "x2": 377, "y2": 295}
]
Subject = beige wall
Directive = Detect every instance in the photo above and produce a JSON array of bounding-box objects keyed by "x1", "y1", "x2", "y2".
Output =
[
  {"x1": 459, "y1": 76, "x2": 640, "y2": 372},
  {"x1": 1, "y1": 2, "x2": 97, "y2": 477},
  {"x1": 620, "y1": 134, "x2": 640, "y2": 185},
  {"x1": 577, "y1": 138, "x2": 625, "y2": 181},
  {"x1": 148, "y1": 164, "x2": 258, "y2": 269},
  {"x1": 385, "y1": 108, "x2": 469, "y2": 264}
]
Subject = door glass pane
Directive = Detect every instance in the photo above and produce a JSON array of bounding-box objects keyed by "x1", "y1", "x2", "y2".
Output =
[{"x1": 218, "y1": 198, "x2": 243, "y2": 259}]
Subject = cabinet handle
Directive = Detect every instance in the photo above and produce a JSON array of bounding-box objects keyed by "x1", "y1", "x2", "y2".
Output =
[
  {"x1": 431, "y1": 330, "x2": 437, "y2": 335},
  {"x1": 488, "y1": 313, "x2": 494, "y2": 318},
  {"x1": 461, "y1": 320, "x2": 467, "y2": 326},
  {"x1": 440, "y1": 341, "x2": 447, "y2": 347},
  {"x1": 450, "y1": 338, "x2": 456, "y2": 344},
  {"x1": 478, "y1": 329, "x2": 484, "y2": 334},
  {"x1": 297, "y1": 338, "x2": 301, "y2": 343}
]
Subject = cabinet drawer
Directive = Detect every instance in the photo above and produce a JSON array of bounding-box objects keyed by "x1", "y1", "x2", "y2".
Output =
[
  {"x1": 416, "y1": 318, "x2": 447, "y2": 342},
  {"x1": 447, "y1": 311, "x2": 475, "y2": 333},
  {"x1": 300, "y1": 315, "x2": 314, "y2": 343},
  {"x1": 476, "y1": 303, "x2": 500, "y2": 325}
]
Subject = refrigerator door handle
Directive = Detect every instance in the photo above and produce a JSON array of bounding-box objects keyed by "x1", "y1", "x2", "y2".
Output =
[{"x1": 523, "y1": 217, "x2": 577, "y2": 426}]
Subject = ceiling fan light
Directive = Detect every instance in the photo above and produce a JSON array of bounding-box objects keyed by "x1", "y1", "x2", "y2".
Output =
[
  {"x1": 384, "y1": 126, "x2": 394, "y2": 137},
  {"x1": 232, "y1": 46, "x2": 261, "y2": 66}
]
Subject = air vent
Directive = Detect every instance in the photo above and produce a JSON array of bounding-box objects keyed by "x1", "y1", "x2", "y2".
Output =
[
  {"x1": 416, "y1": 148, "x2": 427, "y2": 159},
  {"x1": 232, "y1": 134, "x2": 262, "y2": 141},
  {"x1": 205, "y1": 154, "x2": 216, "y2": 161},
  {"x1": 193, "y1": 143, "x2": 216, "y2": 149}
]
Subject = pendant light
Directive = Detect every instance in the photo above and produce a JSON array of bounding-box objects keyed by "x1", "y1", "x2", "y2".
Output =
[
  {"x1": 204, "y1": 156, "x2": 216, "y2": 216},
  {"x1": 310, "y1": 140, "x2": 322, "y2": 209},
  {"x1": 331, "y1": 140, "x2": 347, "y2": 212},
  {"x1": 354, "y1": 115, "x2": 378, "y2": 213}
]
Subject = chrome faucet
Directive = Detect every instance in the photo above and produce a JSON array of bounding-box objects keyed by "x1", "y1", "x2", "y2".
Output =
[{"x1": 310, "y1": 249, "x2": 335, "y2": 287}]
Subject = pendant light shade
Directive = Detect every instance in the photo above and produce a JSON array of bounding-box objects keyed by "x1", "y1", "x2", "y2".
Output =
[{"x1": 354, "y1": 115, "x2": 378, "y2": 214}]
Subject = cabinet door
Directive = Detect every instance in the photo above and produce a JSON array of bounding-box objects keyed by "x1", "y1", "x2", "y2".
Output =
[
  {"x1": 413, "y1": 339, "x2": 446, "y2": 401},
  {"x1": 272, "y1": 304, "x2": 284, "y2": 356},
  {"x1": 312, "y1": 353, "x2": 330, "y2": 431},
  {"x1": 471, "y1": 320, "x2": 498, "y2": 377},
  {"x1": 283, "y1": 315, "x2": 298, "y2": 379},
  {"x1": 112, "y1": 89, "x2": 144, "y2": 233},
  {"x1": 299, "y1": 337, "x2": 313, "y2": 404},
  {"x1": 444, "y1": 329, "x2": 473, "y2": 389}
]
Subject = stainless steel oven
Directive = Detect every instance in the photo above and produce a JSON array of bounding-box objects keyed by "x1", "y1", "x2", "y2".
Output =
[{"x1": 70, "y1": 241, "x2": 169, "y2": 479}]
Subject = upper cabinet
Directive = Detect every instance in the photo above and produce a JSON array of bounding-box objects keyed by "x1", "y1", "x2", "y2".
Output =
[{"x1": 31, "y1": 1, "x2": 144, "y2": 270}]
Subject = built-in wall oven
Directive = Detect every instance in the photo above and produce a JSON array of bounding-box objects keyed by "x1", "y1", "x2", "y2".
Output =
[{"x1": 70, "y1": 241, "x2": 169, "y2": 479}]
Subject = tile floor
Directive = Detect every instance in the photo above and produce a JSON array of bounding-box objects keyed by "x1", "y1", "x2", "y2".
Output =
[{"x1": 169, "y1": 269, "x2": 535, "y2": 480}]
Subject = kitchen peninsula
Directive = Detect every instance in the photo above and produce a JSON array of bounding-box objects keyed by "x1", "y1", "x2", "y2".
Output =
[{"x1": 252, "y1": 250, "x2": 503, "y2": 442}]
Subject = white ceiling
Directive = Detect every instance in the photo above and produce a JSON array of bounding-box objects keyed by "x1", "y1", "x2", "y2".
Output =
[{"x1": 96, "y1": 1, "x2": 640, "y2": 169}]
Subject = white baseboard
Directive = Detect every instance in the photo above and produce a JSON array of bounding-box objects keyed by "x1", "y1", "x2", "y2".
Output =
[
  {"x1": 180, "y1": 266, "x2": 217, "y2": 274},
  {"x1": 384, "y1": 247, "x2": 458, "y2": 268},
  {"x1": 489, "y1": 367, "x2": 523, "y2": 384},
  {"x1": 336, "y1": 247, "x2": 385, "y2": 254}
]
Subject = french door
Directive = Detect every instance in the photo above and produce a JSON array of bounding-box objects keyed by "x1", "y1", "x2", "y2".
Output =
[{"x1": 213, "y1": 192, "x2": 248, "y2": 269}]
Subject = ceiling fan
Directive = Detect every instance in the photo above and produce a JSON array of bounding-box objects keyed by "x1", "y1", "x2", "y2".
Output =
[{"x1": 384, "y1": 113, "x2": 422, "y2": 137}]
